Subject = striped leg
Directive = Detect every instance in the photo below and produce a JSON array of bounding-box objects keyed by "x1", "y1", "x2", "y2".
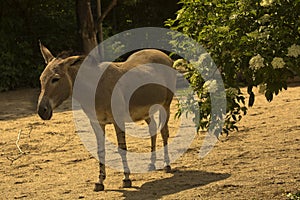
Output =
[
  {"x1": 160, "y1": 108, "x2": 171, "y2": 173},
  {"x1": 90, "y1": 122, "x2": 106, "y2": 191},
  {"x1": 113, "y1": 123, "x2": 132, "y2": 188},
  {"x1": 145, "y1": 116, "x2": 157, "y2": 171}
]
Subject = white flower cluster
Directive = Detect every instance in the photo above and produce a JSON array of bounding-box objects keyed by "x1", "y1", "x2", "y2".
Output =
[
  {"x1": 195, "y1": 53, "x2": 214, "y2": 78},
  {"x1": 229, "y1": 14, "x2": 238, "y2": 20},
  {"x1": 260, "y1": 0, "x2": 274, "y2": 7},
  {"x1": 203, "y1": 79, "x2": 218, "y2": 93},
  {"x1": 249, "y1": 54, "x2": 265, "y2": 71},
  {"x1": 173, "y1": 59, "x2": 188, "y2": 68},
  {"x1": 271, "y1": 57, "x2": 285, "y2": 69},
  {"x1": 287, "y1": 44, "x2": 300, "y2": 58}
]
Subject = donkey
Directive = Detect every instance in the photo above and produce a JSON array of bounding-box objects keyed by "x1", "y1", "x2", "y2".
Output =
[{"x1": 37, "y1": 43, "x2": 176, "y2": 191}]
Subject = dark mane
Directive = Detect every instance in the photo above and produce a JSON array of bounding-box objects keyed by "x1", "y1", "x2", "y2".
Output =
[{"x1": 57, "y1": 50, "x2": 82, "y2": 59}]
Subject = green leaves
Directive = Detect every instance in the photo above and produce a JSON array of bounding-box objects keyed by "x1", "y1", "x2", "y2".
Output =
[
  {"x1": 0, "y1": 0, "x2": 78, "y2": 91},
  {"x1": 168, "y1": 0, "x2": 299, "y2": 134}
]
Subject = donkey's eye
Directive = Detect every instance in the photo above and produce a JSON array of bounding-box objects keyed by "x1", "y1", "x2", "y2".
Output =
[{"x1": 51, "y1": 78, "x2": 60, "y2": 84}]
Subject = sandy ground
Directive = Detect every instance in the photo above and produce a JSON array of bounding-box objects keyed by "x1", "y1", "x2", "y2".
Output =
[{"x1": 0, "y1": 86, "x2": 299, "y2": 200}]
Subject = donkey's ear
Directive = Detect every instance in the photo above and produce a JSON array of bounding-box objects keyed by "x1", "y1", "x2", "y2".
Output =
[
  {"x1": 65, "y1": 56, "x2": 84, "y2": 67},
  {"x1": 39, "y1": 41, "x2": 54, "y2": 64}
]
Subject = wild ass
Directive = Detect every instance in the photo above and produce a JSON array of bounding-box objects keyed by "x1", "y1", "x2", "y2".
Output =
[{"x1": 37, "y1": 43, "x2": 176, "y2": 191}]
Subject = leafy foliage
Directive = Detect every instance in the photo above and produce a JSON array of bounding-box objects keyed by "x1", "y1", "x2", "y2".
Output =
[
  {"x1": 0, "y1": 0, "x2": 79, "y2": 91},
  {"x1": 166, "y1": 0, "x2": 300, "y2": 133},
  {"x1": 286, "y1": 191, "x2": 300, "y2": 200},
  {"x1": 0, "y1": 0, "x2": 179, "y2": 91}
]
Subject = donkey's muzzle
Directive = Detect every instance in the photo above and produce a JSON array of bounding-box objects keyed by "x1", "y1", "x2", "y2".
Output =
[{"x1": 37, "y1": 101, "x2": 53, "y2": 120}]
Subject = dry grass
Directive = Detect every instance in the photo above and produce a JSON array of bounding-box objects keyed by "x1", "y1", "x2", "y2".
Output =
[{"x1": 0, "y1": 87, "x2": 299, "y2": 199}]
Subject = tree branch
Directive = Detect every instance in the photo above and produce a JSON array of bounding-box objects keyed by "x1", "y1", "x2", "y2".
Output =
[{"x1": 95, "y1": 0, "x2": 117, "y2": 29}]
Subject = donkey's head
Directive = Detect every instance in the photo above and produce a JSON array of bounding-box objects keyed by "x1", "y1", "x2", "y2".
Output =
[{"x1": 37, "y1": 42, "x2": 84, "y2": 120}]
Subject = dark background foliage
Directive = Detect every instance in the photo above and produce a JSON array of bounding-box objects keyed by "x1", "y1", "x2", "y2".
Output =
[{"x1": 0, "y1": 0, "x2": 179, "y2": 91}]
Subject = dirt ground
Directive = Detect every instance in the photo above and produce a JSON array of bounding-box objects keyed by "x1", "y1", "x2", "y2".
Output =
[{"x1": 0, "y1": 86, "x2": 299, "y2": 200}]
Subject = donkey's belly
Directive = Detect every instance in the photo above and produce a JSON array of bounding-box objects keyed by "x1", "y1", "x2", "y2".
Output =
[
  {"x1": 128, "y1": 84, "x2": 172, "y2": 122},
  {"x1": 129, "y1": 84, "x2": 168, "y2": 106},
  {"x1": 95, "y1": 104, "x2": 162, "y2": 124},
  {"x1": 128, "y1": 105, "x2": 160, "y2": 122}
]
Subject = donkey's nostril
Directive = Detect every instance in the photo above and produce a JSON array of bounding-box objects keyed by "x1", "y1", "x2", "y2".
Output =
[{"x1": 38, "y1": 104, "x2": 53, "y2": 120}]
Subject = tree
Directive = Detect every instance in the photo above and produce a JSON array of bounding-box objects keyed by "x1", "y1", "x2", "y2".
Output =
[
  {"x1": 96, "y1": 0, "x2": 117, "y2": 42},
  {"x1": 76, "y1": 0, "x2": 117, "y2": 54},
  {"x1": 76, "y1": 0, "x2": 98, "y2": 54},
  {"x1": 0, "y1": 0, "x2": 179, "y2": 91},
  {"x1": 166, "y1": 0, "x2": 300, "y2": 133}
]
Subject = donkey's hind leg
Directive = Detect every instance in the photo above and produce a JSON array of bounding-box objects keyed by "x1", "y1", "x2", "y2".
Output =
[
  {"x1": 145, "y1": 116, "x2": 157, "y2": 171},
  {"x1": 113, "y1": 123, "x2": 132, "y2": 188},
  {"x1": 160, "y1": 107, "x2": 171, "y2": 173}
]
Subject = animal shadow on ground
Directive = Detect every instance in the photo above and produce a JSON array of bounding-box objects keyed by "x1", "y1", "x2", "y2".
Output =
[{"x1": 110, "y1": 169, "x2": 230, "y2": 200}]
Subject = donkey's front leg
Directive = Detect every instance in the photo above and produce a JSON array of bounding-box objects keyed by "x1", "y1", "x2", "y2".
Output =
[
  {"x1": 90, "y1": 122, "x2": 106, "y2": 191},
  {"x1": 113, "y1": 123, "x2": 132, "y2": 188},
  {"x1": 95, "y1": 163, "x2": 106, "y2": 191}
]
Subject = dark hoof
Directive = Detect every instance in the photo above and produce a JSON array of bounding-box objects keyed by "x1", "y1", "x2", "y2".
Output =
[
  {"x1": 148, "y1": 164, "x2": 156, "y2": 171},
  {"x1": 164, "y1": 165, "x2": 171, "y2": 173},
  {"x1": 94, "y1": 183, "x2": 104, "y2": 191},
  {"x1": 122, "y1": 179, "x2": 132, "y2": 188}
]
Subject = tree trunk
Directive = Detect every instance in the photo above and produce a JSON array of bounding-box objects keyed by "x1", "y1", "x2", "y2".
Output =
[
  {"x1": 96, "y1": 0, "x2": 103, "y2": 43},
  {"x1": 76, "y1": 0, "x2": 97, "y2": 55},
  {"x1": 95, "y1": 0, "x2": 117, "y2": 59}
]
